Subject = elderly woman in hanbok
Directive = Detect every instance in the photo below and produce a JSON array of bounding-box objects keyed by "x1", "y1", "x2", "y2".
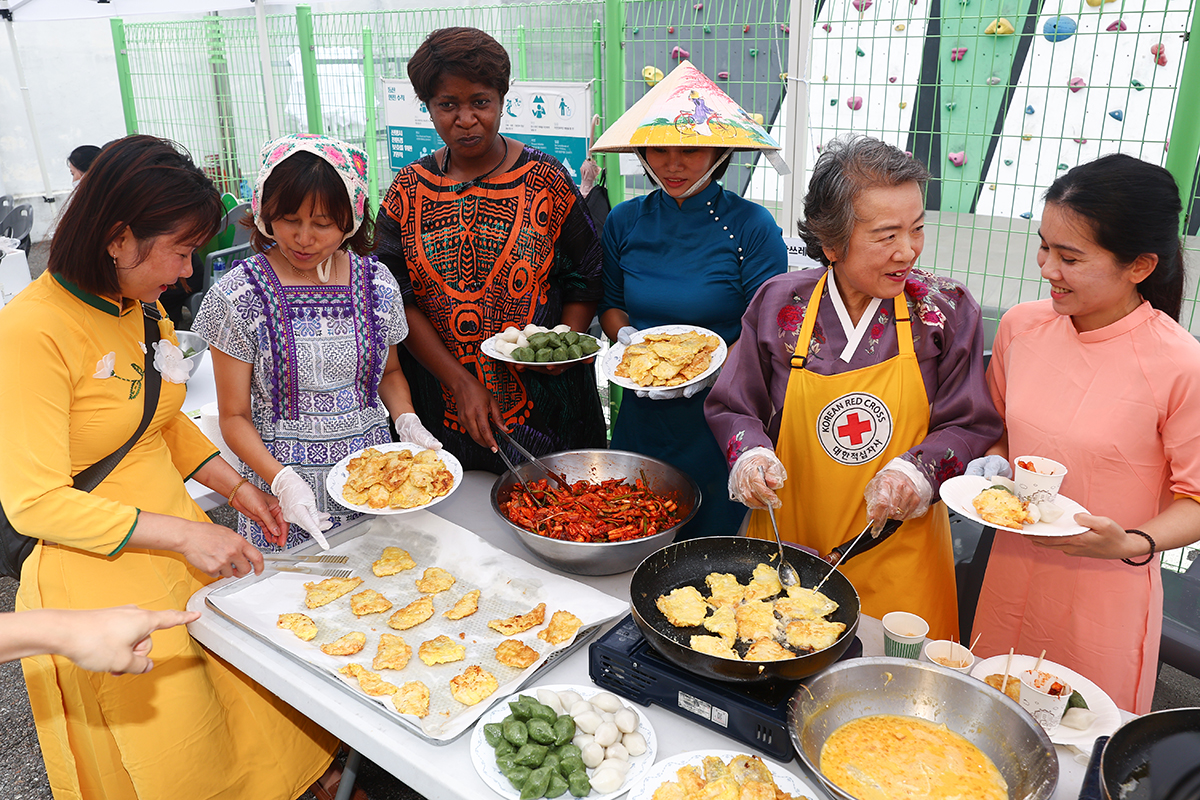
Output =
[
  {"x1": 966, "y1": 154, "x2": 1200, "y2": 713},
  {"x1": 593, "y1": 61, "x2": 789, "y2": 540},
  {"x1": 705, "y1": 135, "x2": 1002, "y2": 639}
]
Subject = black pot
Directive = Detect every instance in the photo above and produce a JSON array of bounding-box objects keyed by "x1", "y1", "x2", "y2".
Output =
[{"x1": 1101, "y1": 707, "x2": 1200, "y2": 800}]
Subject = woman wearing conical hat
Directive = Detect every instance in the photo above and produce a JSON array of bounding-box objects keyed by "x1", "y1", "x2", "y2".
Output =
[{"x1": 594, "y1": 61, "x2": 788, "y2": 540}]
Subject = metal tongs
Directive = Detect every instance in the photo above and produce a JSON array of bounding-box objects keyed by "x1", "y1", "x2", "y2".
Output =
[
  {"x1": 261, "y1": 553, "x2": 351, "y2": 578},
  {"x1": 814, "y1": 518, "x2": 903, "y2": 592},
  {"x1": 492, "y1": 425, "x2": 569, "y2": 508}
]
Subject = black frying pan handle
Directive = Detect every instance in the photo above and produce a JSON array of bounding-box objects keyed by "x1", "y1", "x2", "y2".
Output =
[
  {"x1": 1079, "y1": 735, "x2": 1108, "y2": 800},
  {"x1": 831, "y1": 518, "x2": 902, "y2": 565}
]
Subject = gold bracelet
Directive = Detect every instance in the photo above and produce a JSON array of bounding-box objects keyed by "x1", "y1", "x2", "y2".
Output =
[{"x1": 226, "y1": 477, "x2": 251, "y2": 505}]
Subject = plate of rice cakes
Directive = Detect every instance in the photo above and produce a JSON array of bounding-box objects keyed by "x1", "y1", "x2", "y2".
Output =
[
  {"x1": 601, "y1": 325, "x2": 727, "y2": 392},
  {"x1": 327, "y1": 442, "x2": 463, "y2": 514}
]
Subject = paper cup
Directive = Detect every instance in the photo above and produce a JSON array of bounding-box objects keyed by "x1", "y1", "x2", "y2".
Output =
[
  {"x1": 1013, "y1": 456, "x2": 1067, "y2": 505},
  {"x1": 882, "y1": 611, "x2": 929, "y2": 659},
  {"x1": 1018, "y1": 669, "x2": 1072, "y2": 733},
  {"x1": 923, "y1": 640, "x2": 975, "y2": 674}
]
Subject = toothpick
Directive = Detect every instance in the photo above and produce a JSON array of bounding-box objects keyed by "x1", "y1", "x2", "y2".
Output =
[
  {"x1": 969, "y1": 632, "x2": 982, "y2": 653},
  {"x1": 1033, "y1": 648, "x2": 1046, "y2": 674},
  {"x1": 1000, "y1": 646, "x2": 1015, "y2": 688}
]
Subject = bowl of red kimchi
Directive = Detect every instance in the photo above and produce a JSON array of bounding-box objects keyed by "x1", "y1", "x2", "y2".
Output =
[{"x1": 490, "y1": 449, "x2": 701, "y2": 575}]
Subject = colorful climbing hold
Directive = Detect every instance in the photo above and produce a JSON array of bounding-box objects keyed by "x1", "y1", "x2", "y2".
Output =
[
  {"x1": 1131, "y1": 79, "x2": 1145, "y2": 90},
  {"x1": 1004, "y1": 159, "x2": 1013, "y2": 166},
  {"x1": 717, "y1": 71, "x2": 729, "y2": 79},
  {"x1": 852, "y1": 0, "x2": 873, "y2": 10},
  {"x1": 1084, "y1": 0, "x2": 1116, "y2": 6},
  {"x1": 895, "y1": 24, "x2": 906, "y2": 31},
  {"x1": 1073, "y1": 138, "x2": 1087, "y2": 144},
  {"x1": 1106, "y1": 20, "x2": 1127, "y2": 31},
  {"x1": 945, "y1": 101, "x2": 957, "y2": 111},
  {"x1": 1020, "y1": 212, "x2": 1033, "y2": 219},
  {"x1": 1151, "y1": 43, "x2": 1167, "y2": 66},
  {"x1": 821, "y1": 23, "x2": 831, "y2": 32},
  {"x1": 948, "y1": 152, "x2": 967, "y2": 167},
  {"x1": 1109, "y1": 109, "x2": 1124, "y2": 121},
  {"x1": 823, "y1": 75, "x2": 829, "y2": 81},
  {"x1": 856, "y1": 47, "x2": 865, "y2": 56},
  {"x1": 693, "y1": 2, "x2": 702, "y2": 9},
  {"x1": 780, "y1": 24, "x2": 790, "y2": 33},
  {"x1": 846, "y1": 96, "x2": 864, "y2": 110},
  {"x1": 905, "y1": 151, "x2": 913, "y2": 158},
  {"x1": 1025, "y1": 105, "x2": 1035, "y2": 114},
  {"x1": 830, "y1": 99, "x2": 838, "y2": 106},
  {"x1": 780, "y1": 72, "x2": 788, "y2": 80},
  {"x1": 749, "y1": 112, "x2": 765, "y2": 124},
  {"x1": 987, "y1": 77, "x2": 1002, "y2": 85},
  {"x1": 889, "y1": 76, "x2": 897, "y2": 83},
  {"x1": 704, "y1": 25, "x2": 711, "y2": 33},
  {"x1": 988, "y1": 184, "x2": 996, "y2": 191},
  {"x1": 1069, "y1": 77, "x2": 1086, "y2": 92},
  {"x1": 985, "y1": 17, "x2": 1015, "y2": 35},
  {"x1": 1043, "y1": 16, "x2": 1078, "y2": 43},
  {"x1": 1022, "y1": 134, "x2": 1032, "y2": 141},
  {"x1": 745, "y1": 24, "x2": 751, "y2": 33},
  {"x1": 671, "y1": 46, "x2": 690, "y2": 60},
  {"x1": 632, "y1": 27, "x2": 639, "y2": 34},
  {"x1": 899, "y1": 101, "x2": 908, "y2": 109},
  {"x1": 1057, "y1": 163, "x2": 1069, "y2": 170},
  {"x1": 642, "y1": 66, "x2": 665, "y2": 86},
  {"x1": 950, "y1": 47, "x2": 968, "y2": 61},
  {"x1": 668, "y1": 26, "x2": 675, "y2": 33},
  {"x1": 749, "y1": 48, "x2": 759, "y2": 57}
]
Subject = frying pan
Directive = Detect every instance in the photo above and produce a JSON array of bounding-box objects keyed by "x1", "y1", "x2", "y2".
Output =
[
  {"x1": 1101, "y1": 707, "x2": 1200, "y2": 800},
  {"x1": 629, "y1": 536, "x2": 860, "y2": 683}
]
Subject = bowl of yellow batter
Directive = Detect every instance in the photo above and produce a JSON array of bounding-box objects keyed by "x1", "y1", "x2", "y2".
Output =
[{"x1": 788, "y1": 657, "x2": 1057, "y2": 800}]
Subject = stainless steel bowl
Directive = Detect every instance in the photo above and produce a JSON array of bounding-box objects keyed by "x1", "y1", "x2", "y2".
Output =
[
  {"x1": 789, "y1": 657, "x2": 1058, "y2": 800},
  {"x1": 175, "y1": 330, "x2": 209, "y2": 381},
  {"x1": 490, "y1": 449, "x2": 700, "y2": 576}
]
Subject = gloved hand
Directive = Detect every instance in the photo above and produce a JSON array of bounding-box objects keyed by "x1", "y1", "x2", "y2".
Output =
[
  {"x1": 965, "y1": 455, "x2": 1012, "y2": 480},
  {"x1": 636, "y1": 369, "x2": 720, "y2": 401},
  {"x1": 729, "y1": 446, "x2": 788, "y2": 509},
  {"x1": 863, "y1": 466, "x2": 932, "y2": 536},
  {"x1": 616, "y1": 326, "x2": 638, "y2": 346},
  {"x1": 394, "y1": 412, "x2": 443, "y2": 450},
  {"x1": 270, "y1": 466, "x2": 332, "y2": 549}
]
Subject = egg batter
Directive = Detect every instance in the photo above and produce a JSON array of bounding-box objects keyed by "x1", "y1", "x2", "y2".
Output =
[{"x1": 820, "y1": 714, "x2": 1008, "y2": 800}]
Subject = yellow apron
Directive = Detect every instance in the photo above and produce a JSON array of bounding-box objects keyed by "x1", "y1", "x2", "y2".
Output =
[{"x1": 747, "y1": 269, "x2": 958, "y2": 640}]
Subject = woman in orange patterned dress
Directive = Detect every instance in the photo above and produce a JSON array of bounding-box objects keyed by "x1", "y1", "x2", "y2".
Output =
[{"x1": 375, "y1": 27, "x2": 606, "y2": 472}]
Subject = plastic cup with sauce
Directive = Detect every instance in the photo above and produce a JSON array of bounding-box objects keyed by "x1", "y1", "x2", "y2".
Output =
[
  {"x1": 1018, "y1": 669, "x2": 1072, "y2": 733},
  {"x1": 923, "y1": 639, "x2": 975, "y2": 674},
  {"x1": 1013, "y1": 456, "x2": 1067, "y2": 505},
  {"x1": 882, "y1": 611, "x2": 929, "y2": 659}
]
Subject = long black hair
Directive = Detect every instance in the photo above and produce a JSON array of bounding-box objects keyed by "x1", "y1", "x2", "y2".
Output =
[{"x1": 1045, "y1": 154, "x2": 1186, "y2": 321}]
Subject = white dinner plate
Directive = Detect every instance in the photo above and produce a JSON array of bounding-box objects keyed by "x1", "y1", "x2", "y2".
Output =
[
  {"x1": 325, "y1": 442, "x2": 463, "y2": 515},
  {"x1": 625, "y1": 749, "x2": 819, "y2": 800},
  {"x1": 600, "y1": 325, "x2": 728, "y2": 392},
  {"x1": 970, "y1": 653, "x2": 1123, "y2": 748},
  {"x1": 480, "y1": 331, "x2": 602, "y2": 366},
  {"x1": 940, "y1": 475, "x2": 1089, "y2": 536},
  {"x1": 470, "y1": 683, "x2": 658, "y2": 800}
]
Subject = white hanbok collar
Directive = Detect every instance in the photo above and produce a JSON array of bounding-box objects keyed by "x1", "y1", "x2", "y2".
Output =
[{"x1": 827, "y1": 270, "x2": 882, "y2": 364}]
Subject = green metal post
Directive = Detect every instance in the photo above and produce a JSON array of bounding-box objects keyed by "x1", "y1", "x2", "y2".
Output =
[
  {"x1": 296, "y1": 5, "x2": 323, "y2": 135},
  {"x1": 602, "y1": 0, "x2": 626, "y2": 208},
  {"x1": 1164, "y1": 0, "x2": 1200, "y2": 230},
  {"x1": 516, "y1": 25, "x2": 529, "y2": 82},
  {"x1": 592, "y1": 21, "x2": 603, "y2": 123},
  {"x1": 110, "y1": 19, "x2": 139, "y2": 135},
  {"x1": 363, "y1": 26, "x2": 380, "y2": 213}
]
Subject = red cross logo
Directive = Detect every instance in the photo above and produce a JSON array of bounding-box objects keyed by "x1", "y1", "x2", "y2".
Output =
[{"x1": 837, "y1": 412, "x2": 873, "y2": 445}]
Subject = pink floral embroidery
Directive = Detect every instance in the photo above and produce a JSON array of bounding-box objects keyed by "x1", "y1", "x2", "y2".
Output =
[
  {"x1": 269, "y1": 143, "x2": 290, "y2": 162},
  {"x1": 321, "y1": 145, "x2": 347, "y2": 166},
  {"x1": 777, "y1": 303, "x2": 802, "y2": 333},
  {"x1": 934, "y1": 451, "x2": 965, "y2": 484},
  {"x1": 351, "y1": 151, "x2": 368, "y2": 179},
  {"x1": 726, "y1": 431, "x2": 748, "y2": 465},
  {"x1": 904, "y1": 277, "x2": 929, "y2": 300},
  {"x1": 870, "y1": 323, "x2": 884, "y2": 340}
]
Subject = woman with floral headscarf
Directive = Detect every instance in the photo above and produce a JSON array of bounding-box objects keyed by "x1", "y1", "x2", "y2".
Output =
[{"x1": 193, "y1": 133, "x2": 439, "y2": 550}]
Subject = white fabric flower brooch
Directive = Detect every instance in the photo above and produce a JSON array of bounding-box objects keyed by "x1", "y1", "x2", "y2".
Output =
[{"x1": 152, "y1": 339, "x2": 193, "y2": 384}]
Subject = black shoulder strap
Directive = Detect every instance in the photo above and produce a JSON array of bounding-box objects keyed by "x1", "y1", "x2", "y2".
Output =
[{"x1": 72, "y1": 304, "x2": 163, "y2": 492}]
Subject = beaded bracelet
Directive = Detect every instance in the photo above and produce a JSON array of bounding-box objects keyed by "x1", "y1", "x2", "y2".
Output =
[
  {"x1": 1121, "y1": 529, "x2": 1156, "y2": 566},
  {"x1": 226, "y1": 477, "x2": 251, "y2": 506}
]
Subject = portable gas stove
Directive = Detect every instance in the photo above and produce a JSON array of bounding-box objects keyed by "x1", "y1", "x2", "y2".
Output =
[{"x1": 588, "y1": 614, "x2": 862, "y2": 762}]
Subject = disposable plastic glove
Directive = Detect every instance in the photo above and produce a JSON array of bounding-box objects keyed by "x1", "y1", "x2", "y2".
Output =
[
  {"x1": 728, "y1": 446, "x2": 788, "y2": 509},
  {"x1": 394, "y1": 412, "x2": 443, "y2": 450},
  {"x1": 270, "y1": 466, "x2": 332, "y2": 549},
  {"x1": 616, "y1": 326, "x2": 638, "y2": 346},
  {"x1": 965, "y1": 455, "x2": 1012, "y2": 480},
  {"x1": 863, "y1": 466, "x2": 932, "y2": 536},
  {"x1": 636, "y1": 369, "x2": 719, "y2": 401}
]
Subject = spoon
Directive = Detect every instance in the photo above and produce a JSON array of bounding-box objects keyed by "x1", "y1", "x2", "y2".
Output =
[{"x1": 759, "y1": 466, "x2": 800, "y2": 588}]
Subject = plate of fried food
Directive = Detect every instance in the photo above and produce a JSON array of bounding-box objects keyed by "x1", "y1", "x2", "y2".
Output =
[
  {"x1": 939, "y1": 475, "x2": 1089, "y2": 536},
  {"x1": 600, "y1": 325, "x2": 727, "y2": 392},
  {"x1": 327, "y1": 442, "x2": 463, "y2": 514},
  {"x1": 625, "y1": 750, "x2": 817, "y2": 800}
]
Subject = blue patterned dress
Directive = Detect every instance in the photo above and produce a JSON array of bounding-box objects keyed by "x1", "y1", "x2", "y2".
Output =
[{"x1": 192, "y1": 251, "x2": 406, "y2": 549}]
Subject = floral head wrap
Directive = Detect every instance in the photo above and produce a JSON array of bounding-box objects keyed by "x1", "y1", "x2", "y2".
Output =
[{"x1": 252, "y1": 133, "x2": 370, "y2": 240}]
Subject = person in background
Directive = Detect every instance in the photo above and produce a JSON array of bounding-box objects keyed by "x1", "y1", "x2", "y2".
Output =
[
  {"x1": 0, "y1": 134, "x2": 343, "y2": 800},
  {"x1": 593, "y1": 61, "x2": 789, "y2": 539},
  {"x1": 706, "y1": 135, "x2": 1002, "y2": 639},
  {"x1": 194, "y1": 134, "x2": 436, "y2": 551},
  {"x1": 68, "y1": 144, "x2": 102, "y2": 184},
  {"x1": 967, "y1": 154, "x2": 1200, "y2": 714},
  {"x1": 375, "y1": 27, "x2": 606, "y2": 472}
]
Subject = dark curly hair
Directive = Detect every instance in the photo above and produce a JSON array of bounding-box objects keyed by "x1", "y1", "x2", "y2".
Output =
[{"x1": 406, "y1": 27, "x2": 510, "y2": 104}]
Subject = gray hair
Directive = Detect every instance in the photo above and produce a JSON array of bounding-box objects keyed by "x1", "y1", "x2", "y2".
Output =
[{"x1": 797, "y1": 135, "x2": 930, "y2": 267}]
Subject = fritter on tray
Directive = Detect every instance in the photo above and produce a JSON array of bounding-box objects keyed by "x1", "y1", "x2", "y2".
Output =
[
  {"x1": 339, "y1": 663, "x2": 398, "y2": 696},
  {"x1": 320, "y1": 631, "x2": 367, "y2": 656},
  {"x1": 488, "y1": 603, "x2": 546, "y2": 635},
  {"x1": 372, "y1": 633, "x2": 412, "y2": 671},
  {"x1": 392, "y1": 681, "x2": 430, "y2": 717},
  {"x1": 449, "y1": 665, "x2": 499, "y2": 706},
  {"x1": 443, "y1": 589, "x2": 481, "y2": 620},
  {"x1": 415, "y1": 566, "x2": 456, "y2": 594},
  {"x1": 537, "y1": 610, "x2": 582, "y2": 645},
  {"x1": 495, "y1": 639, "x2": 540, "y2": 669},
  {"x1": 387, "y1": 596, "x2": 435, "y2": 631},
  {"x1": 372, "y1": 546, "x2": 416, "y2": 576},
  {"x1": 304, "y1": 576, "x2": 364, "y2": 609},
  {"x1": 417, "y1": 634, "x2": 466, "y2": 665},
  {"x1": 350, "y1": 589, "x2": 393, "y2": 616},
  {"x1": 277, "y1": 613, "x2": 317, "y2": 641}
]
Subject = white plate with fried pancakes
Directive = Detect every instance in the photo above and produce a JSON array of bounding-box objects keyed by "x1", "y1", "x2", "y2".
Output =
[
  {"x1": 940, "y1": 475, "x2": 1089, "y2": 537},
  {"x1": 625, "y1": 750, "x2": 817, "y2": 800},
  {"x1": 601, "y1": 325, "x2": 728, "y2": 392},
  {"x1": 326, "y1": 442, "x2": 463, "y2": 515}
]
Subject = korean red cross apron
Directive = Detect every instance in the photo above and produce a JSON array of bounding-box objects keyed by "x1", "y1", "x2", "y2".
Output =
[{"x1": 746, "y1": 269, "x2": 959, "y2": 640}]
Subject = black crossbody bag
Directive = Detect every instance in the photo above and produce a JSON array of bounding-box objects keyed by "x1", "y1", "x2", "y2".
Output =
[{"x1": 0, "y1": 305, "x2": 163, "y2": 581}]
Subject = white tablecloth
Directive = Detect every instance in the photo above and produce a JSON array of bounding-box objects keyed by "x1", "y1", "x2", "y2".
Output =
[{"x1": 187, "y1": 472, "x2": 1114, "y2": 799}]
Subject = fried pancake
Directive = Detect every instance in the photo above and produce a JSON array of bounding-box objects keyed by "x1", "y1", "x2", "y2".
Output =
[
  {"x1": 277, "y1": 612, "x2": 318, "y2": 641},
  {"x1": 728, "y1": 754, "x2": 776, "y2": 787},
  {"x1": 342, "y1": 486, "x2": 369, "y2": 505},
  {"x1": 745, "y1": 638, "x2": 795, "y2": 661},
  {"x1": 735, "y1": 600, "x2": 780, "y2": 642},
  {"x1": 427, "y1": 469, "x2": 454, "y2": 497},
  {"x1": 343, "y1": 447, "x2": 450, "y2": 510},
  {"x1": 372, "y1": 546, "x2": 416, "y2": 577},
  {"x1": 776, "y1": 586, "x2": 839, "y2": 621},
  {"x1": 390, "y1": 482, "x2": 433, "y2": 509},
  {"x1": 350, "y1": 589, "x2": 393, "y2": 616},
  {"x1": 417, "y1": 634, "x2": 466, "y2": 665},
  {"x1": 379, "y1": 460, "x2": 412, "y2": 492},
  {"x1": 690, "y1": 634, "x2": 741, "y2": 660},
  {"x1": 537, "y1": 610, "x2": 582, "y2": 645},
  {"x1": 387, "y1": 596, "x2": 434, "y2": 630},
  {"x1": 339, "y1": 663, "x2": 398, "y2": 696},
  {"x1": 702, "y1": 755, "x2": 730, "y2": 783},
  {"x1": 488, "y1": 602, "x2": 546, "y2": 635},
  {"x1": 415, "y1": 566, "x2": 455, "y2": 594},
  {"x1": 985, "y1": 673, "x2": 1022, "y2": 701},
  {"x1": 702, "y1": 604, "x2": 738, "y2": 641},
  {"x1": 972, "y1": 487, "x2": 1033, "y2": 529},
  {"x1": 743, "y1": 563, "x2": 782, "y2": 602},
  {"x1": 655, "y1": 586, "x2": 709, "y2": 628},
  {"x1": 615, "y1": 331, "x2": 719, "y2": 387},
  {"x1": 373, "y1": 633, "x2": 412, "y2": 671},
  {"x1": 704, "y1": 573, "x2": 745, "y2": 609},
  {"x1": 406, "y1": 463, "x2": 436, "y2": 489},
  {"x1": 366, "y1": 483, "x2": 391, "y2": 509},
  {"x1": 495, "y1": 639, "x2": 540, "y2": 668},
  {"x1": 320, "y1": 631, "x2": 366, "y2": 656},
  {"x1": 443, "y1": 589, "x2": 481, "y2": 620},
  {"x1": 449, "y1": 665, "x2": 499, "y2": 706},
  {"x1": 784, "y1": 617, "x2": 846, "y2": 652},
  {"x1": 414, "y1": 448, "x2": 439, "y2": 465},
  {"x1": 304, "y1": 576, "x2": 363, "y2": 609},
  {"x1": 392, "y1": 681, "x2": 430, "y2": 717}
]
